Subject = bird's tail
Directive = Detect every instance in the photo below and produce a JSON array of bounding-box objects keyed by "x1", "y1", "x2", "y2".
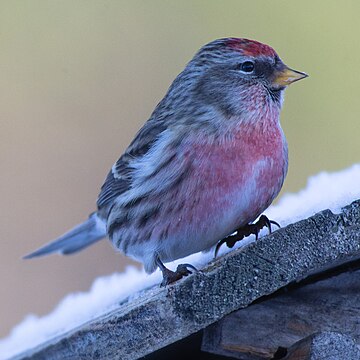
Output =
[{"x1": 23, "y1": 212, "x2": 107, "y2": 259}]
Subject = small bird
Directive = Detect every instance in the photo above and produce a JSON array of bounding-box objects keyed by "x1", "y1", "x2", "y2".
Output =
[{"x1": 25, "y1": 38, "x2": 307, "y2": 286}]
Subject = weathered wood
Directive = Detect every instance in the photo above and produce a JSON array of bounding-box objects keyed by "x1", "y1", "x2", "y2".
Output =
[
  {"x1": 12, "y1": 200, "x2": 360, "y2": 360},
  {"x1": 202, "y1": 267, "x2": 360, "y2": 359},
  {"x1": 284, "y1": 332, "x2": 360, "y2": 360}
]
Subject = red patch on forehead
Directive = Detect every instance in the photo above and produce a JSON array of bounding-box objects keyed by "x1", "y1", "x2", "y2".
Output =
[{"x1": 226, "y1": 38, "x2": 276, "y2": 57}]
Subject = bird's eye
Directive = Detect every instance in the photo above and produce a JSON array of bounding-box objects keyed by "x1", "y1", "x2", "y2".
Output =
[{"x1": 239, "y1": 61, "x2": 255, "y2": 73}]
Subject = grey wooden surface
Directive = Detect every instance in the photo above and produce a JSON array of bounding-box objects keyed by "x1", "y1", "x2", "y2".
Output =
[
  {"x1": 284, "y1": 332, "x2": 360, "y2": 360},
  {"x1": 202, "y1": 266, "x2": 360, "y2": 359}
]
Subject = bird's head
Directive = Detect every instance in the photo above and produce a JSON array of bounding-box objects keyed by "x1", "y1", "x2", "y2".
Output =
[{"x1": 189, "y1": 38, "x2": 308, "y2": 118}]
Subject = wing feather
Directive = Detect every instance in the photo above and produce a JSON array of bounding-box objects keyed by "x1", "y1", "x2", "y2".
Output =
[{"x1": 97, "y1": 119, "x2": 168, "y2": 210}]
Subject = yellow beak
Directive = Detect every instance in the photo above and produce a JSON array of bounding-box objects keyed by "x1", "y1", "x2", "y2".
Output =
[{"x1": 272, "y1": 66, "x2": 308, "y2": 87}]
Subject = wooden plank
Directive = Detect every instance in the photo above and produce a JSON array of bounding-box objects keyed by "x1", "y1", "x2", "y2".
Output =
[
  {"x1": 202, "y1": 266, "x2": 360, "y2": 359},
  {"x1": 284, "y1": 332, "x2": 360, "y2": 360}
]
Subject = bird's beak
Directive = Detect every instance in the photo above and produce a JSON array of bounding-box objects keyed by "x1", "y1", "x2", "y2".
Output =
[{"x1": 272, "y1": 66, "x2": 308, "y2": 87}]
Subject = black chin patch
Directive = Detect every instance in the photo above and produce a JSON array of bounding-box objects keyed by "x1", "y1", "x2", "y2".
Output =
[{"x1": 267, "y1": 86, "x2": 284, "y2": 103}]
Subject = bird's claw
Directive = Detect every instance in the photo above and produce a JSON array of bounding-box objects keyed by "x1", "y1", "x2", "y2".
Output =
[
  {"x1": 214, "y1": 215, "x2": 280, "y2": 258},
  {"x1": 160, "y1": 263, "x2": 197, "y2": 287}
]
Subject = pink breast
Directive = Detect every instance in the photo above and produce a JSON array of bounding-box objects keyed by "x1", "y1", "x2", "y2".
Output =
[
  {"x1": 171, "y1": 121, "x2": 288, "y2": 233},
  {"x1": 126, "y1": 118, "x2": 288, "y2": 268}
]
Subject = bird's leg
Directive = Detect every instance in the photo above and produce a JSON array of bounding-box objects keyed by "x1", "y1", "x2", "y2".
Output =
[
  {"x1": 214, "y1": 215, "x2": 280, "y2": 258},
  {"x1": 155, "y1": 256, "x2": 197, "y2": 287}
]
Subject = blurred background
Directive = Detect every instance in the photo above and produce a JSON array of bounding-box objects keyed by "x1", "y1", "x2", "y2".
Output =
[{"x1": 1, "y1": 1, "x2": 359, "y2": 338}]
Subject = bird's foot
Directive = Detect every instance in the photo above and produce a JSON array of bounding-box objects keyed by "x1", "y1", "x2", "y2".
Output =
[
  {"x1": 156, "y1": 256, "x2": 197, "y2": 287},
  {"x1": 160, "y1": 264, "x2": 197, "y2": 287},
  {"x1": 214, "y1": 215, "x2": 280, "y2": 258}
]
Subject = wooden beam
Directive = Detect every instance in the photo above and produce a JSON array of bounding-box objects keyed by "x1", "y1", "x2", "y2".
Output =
[{"x1": 202, "y1": 266, "x2": 360, "y2": 359}]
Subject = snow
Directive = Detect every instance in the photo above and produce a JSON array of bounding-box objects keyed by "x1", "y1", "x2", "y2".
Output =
[{"x1": 1, "y1": 164, "x2": 360, "y2": 359}]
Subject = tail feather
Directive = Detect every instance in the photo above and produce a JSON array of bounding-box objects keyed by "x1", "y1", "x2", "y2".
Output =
[{"x1": 24, "y1": 213, "x2": 107, "y2": 259}]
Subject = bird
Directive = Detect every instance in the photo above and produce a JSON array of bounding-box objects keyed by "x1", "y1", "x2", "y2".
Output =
[{"x1": 24, "y1": 38, "x2": 308, "y2": 286}]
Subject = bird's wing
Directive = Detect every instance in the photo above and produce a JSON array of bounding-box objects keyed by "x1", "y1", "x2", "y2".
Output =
[{"x1": 97, "y1": 119, "x2": 168, "y2": 210}]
